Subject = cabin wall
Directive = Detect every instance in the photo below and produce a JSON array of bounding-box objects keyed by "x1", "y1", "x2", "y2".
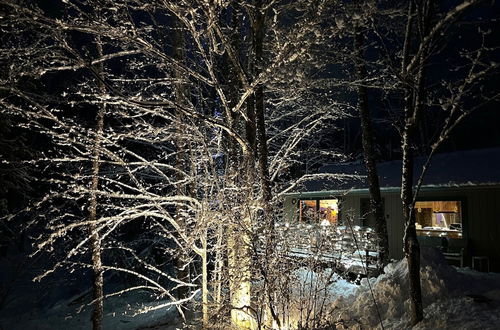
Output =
[
  {"x1": 339, "y1": 195, "x2": 361, "y2": 225},
  {"x1": 282, "y1": 194, "x2": 362, "y2": 226},
  {"x1": 363, "y1": 187, "x2": 500, "y2": 270},
  {"x1": 283, "y1": 185, "x2": 500, "y2": 272},
  {"x1": 467, "y1": 188, "x2": 500, "y2": 268},
  {"x1": 382, "y1": 193, "x2": 405, "y2": 260},
  {"x1": 413, "y1": 186, "x2": 500, "y2": 272},
  {"x1": 282, "y1": 196, "x2": 297, "y2": 222}
]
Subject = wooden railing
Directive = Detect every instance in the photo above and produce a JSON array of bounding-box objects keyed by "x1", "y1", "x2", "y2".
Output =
[{"x1": 271, "y1": 223, "x2": 380, "y2": 275}]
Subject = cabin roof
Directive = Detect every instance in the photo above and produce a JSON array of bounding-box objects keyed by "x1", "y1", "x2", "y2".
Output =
[{"x1": 290, "y1": 148, "x2": 500, "y2": 195}]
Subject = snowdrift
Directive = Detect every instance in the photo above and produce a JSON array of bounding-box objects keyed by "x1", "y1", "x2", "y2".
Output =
[{"x1": 331, "y1": 247, "x2": 500, "y2": 329}]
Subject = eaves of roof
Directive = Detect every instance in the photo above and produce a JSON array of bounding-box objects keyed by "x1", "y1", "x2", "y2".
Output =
[{"x1": 282, "y1": 182, "x2": 500, "y2": 198}]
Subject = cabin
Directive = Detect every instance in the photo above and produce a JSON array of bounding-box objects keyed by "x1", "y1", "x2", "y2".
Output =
[{"x1": 282, "y1": 148, "x2": 500, "y2": 272}]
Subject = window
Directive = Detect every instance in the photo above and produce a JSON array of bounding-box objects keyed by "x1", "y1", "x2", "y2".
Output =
[
  {"x1": 414, "y1": 201, "x2": 463, "y2": 238},
  {"x1": 299, "y1": 200, "x2": 317, "y2": 223},
  {"x1": 319, "y1": 199, "x2": 339, "y2": 224},
  {"x1": 299, "y1": 199, "x2": 339, "y2": 225}
]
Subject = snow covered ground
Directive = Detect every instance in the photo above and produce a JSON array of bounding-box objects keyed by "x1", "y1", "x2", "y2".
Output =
[
  {"x1": 0, "y1": 253, "x2": 180, "y2": 330},
  {"x1": 331, "y1": 247, "x2": 500, "y2": 329},
  {"x1": 2, "y1": 247, "x2": 499, "y2": 329},
  {"x1": 0, "y1": 288, "x2": 179, "y2": 330}
]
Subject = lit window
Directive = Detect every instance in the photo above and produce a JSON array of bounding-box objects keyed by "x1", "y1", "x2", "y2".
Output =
[
  {"x1": 319, "y1": 199, "x2": 338, "y2": 225},
  {"x1": 299, "y1": 199, "x2": 339, "y2": 225},
  {"x1": 299, "y1": 200, "x2": 317, "y2": 223},
  {"x1": 415, "y1": 201, "x2": 463, "y2": 239}
]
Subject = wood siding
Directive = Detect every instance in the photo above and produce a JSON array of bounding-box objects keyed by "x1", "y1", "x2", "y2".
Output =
[{"x1": 283, "y1": 185, "x2": 500, "y2": 271}]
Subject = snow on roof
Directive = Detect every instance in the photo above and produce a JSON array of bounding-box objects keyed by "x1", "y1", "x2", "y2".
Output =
[{"x1": 296, "y1": 148, "x2": 500, "y2": 193}]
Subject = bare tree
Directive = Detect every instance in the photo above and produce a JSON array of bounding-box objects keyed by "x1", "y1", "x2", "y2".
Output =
[
  {"x1": 396, "y1": 0, "x2": 498, "y2": 324},
  {"x1": 1, "y1": 1, "x2": 354, "y2": 329},
  {"x1": 87, "y1": 37, "x2": 107, "y2": 330},
  {"x1": 352, "y1": 7, "x2": 390, "y2": 267}
]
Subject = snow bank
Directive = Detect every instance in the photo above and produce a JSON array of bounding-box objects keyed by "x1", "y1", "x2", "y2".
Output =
[
  {"x1": 331, "y1": 247, "x2": 500, "y2": 329},
  {"x1": 0, "y1": 252, "x2": 181, "y2": 330},
  {"x1": 294, "y1": 267, "x2": 357, "y2": 304},
  {"x1": 0, "y1": 288, "x2": 179, "y2": 330}
]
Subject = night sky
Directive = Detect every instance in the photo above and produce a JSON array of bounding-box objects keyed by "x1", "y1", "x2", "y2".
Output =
[{"x1": 1, "y1": 1, "x2": 500, "y2": 329}]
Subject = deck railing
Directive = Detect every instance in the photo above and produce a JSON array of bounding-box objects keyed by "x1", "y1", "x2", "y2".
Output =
[{"x1": 271, "y1": 223, "x2": 380, "y2": 275}]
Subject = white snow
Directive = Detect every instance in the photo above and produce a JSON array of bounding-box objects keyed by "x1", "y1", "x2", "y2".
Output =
[
  {"x1": 0, "y1": 251, "x2": 183, "y2": 330},
  {"x1": 0, "y1": 285, "x2": 180, "y2": 330},
  {"x1": 331, "y1": 247, "x2": 500, "y2": 329},
  {"x1": 3, "y1": 248, "x2": 499, "y2": 329},
  {"x1": 294, "y1": 267, "x2": 358, "y2": 303}
]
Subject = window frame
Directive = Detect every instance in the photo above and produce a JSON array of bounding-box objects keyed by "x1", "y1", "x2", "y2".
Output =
[
  {"x1": 296, "y1": 197, "x2": 342, "y2": 224},
  {"x1": 414, "y1": 196, "x2": 468, "y2": 241}
]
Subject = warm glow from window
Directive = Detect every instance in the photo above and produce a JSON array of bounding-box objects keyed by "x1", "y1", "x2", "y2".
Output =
[
  {"x1": 299, "y1": 199, "x2": 338, "y2": 224},
  {"x1": 415, "y1": 201, "x2": 462, "y2": 238},
  {"x1": 319, "y1": 199, "x2": 338, "y2": 224}
]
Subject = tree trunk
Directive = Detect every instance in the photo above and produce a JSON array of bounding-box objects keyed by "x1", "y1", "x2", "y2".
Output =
[
  {"x1": 252, "y1": 2, "x2": 279, "y2": 327},
  {"x1": 254, "y1": 0, "x2": 271, "y2": 207},
  {"x1": 89, "y1": 38, "x2": 106, "y2": 330},
  {"x1": 228, "y1": 154, "x2": 255, "y2": 328},
  {"x1": 401, "y1": 121, "x2": 423, "y2": 325},
  {"x1": 228, "y1": 219, "x2": 253, "y2": 329},
  {"x1": 400, "y1": 0, "x2": 423, "y2": 324},
  {"x1": 225, "y1": 7, "x2": 255, "y2": 327},
  {"x1": 246, "y1": 94, "x2": 257, "y2": 157},
  {"x1": 354, "y1": 27, "x2": 389, "y2": 267},
  {"x1": 201, "y1": 229, "x2": 209, "y2": 327},
  {"x1": 213, "y1": 223, "x2": 224, "y2": 308},
  {"x1": 172, "y1": 19, "x2": 192, "y2": 314},
  {"x1": 89, "y1": 132, "x2": 104, "y2": 330},
  {"x1": 245, "y1": 9, "x2": 257, "y2": 159}
]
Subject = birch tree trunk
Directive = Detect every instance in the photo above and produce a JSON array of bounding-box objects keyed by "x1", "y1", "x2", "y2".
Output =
[
  {"x1": 228, "y1": 154, "x2": 255, "y2": 329},
  {"x1": 354, "y1": 26, "x2": 389, "y2": 267},
  {"x1": 228, "y1": 219, "x2": 253, "y2": 329},
  {"x1": 401, "y1": 116, "x2": 423, "y2": 325},
  {"x1": 225, "y1": 6, "x2": 255, "y2": 327}
]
